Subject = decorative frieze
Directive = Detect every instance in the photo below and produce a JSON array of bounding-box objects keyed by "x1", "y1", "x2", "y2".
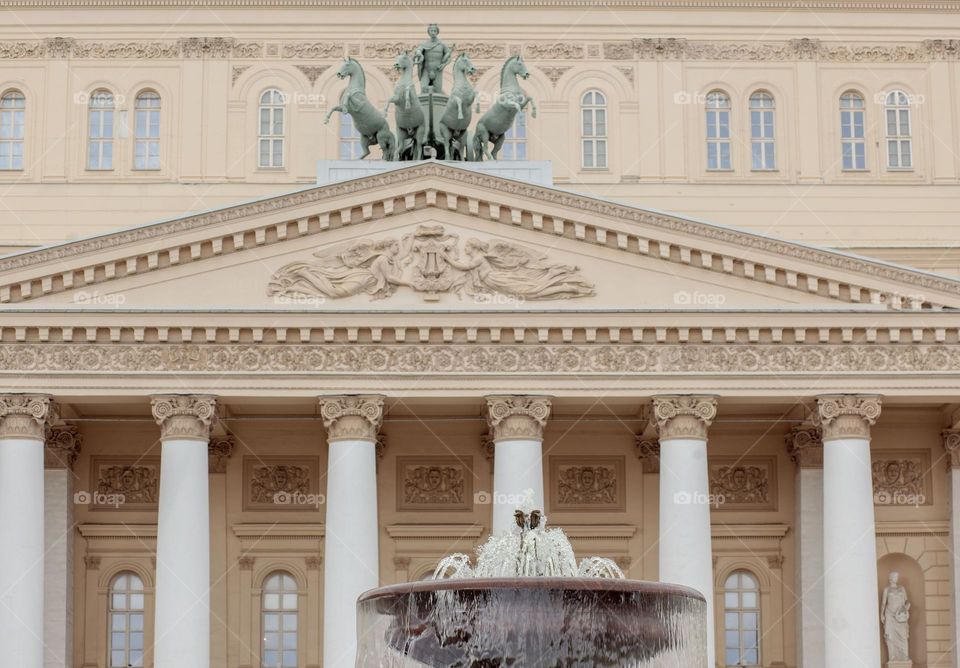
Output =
[
  {"x1": 244, "y1": 456, "x2": 320, "y2": 510},
  {"x1": 484, "y1": 395, "x2": 551, "y2": 442},
  {"x1": 208, "y1": 435, "x2": 235, "y2": 473},
  {"x1": 785, "y1": 425, "x2": 823, "y2": 469},
  {"x1": 814, "y1": 394, "x2": 882, "y2": 442},
  {"x1": 652, "y1": 395, "x2": 717, "y2": 441},
  {"x1": 283, "y1": 42, "x2": 343, "y2": 59},
  {"x1": 709, "y1": 457, "x2": 777, "y2": 510},
  {"x1": 550, "y1": 456, "x2": 625, "y2": 512},
  {"x1": 319, "y1": 395, "x2": 385, "y2": 443},
  {"x1": 0, "y1": 394, "x2": 54, "y2": 440},
  {"x1": 363, "y1": 42, "x2": 416, "y2": 59},
  {"x1": 91, "y1": 456, "x2": 160, "y2": 510},
  {"x1": 943, "y1": 429, "x2": 960, "y2": 469},
  {"x1": 295, "y1": 65, "x2": 329, "y2": 85},
  {"x1": 457, "y1": 42, "x2": 506, "y2": 60},
  {"x1": 397, "y1": 456, "x2": 472, "y2": 511},
  {"x1": 872, "y1": 452, "x2": 930, "y2": 506},
  {"x1": 45, "y1": 423, "x2": 81, "y2": 469},
  {"x1": 524, "y1": 43, "x2": 584, "y2": 59},
  {"x1": 151, "y1": 394, "x2": 217, "y2": 441},
  {"x1": 635, "y1": 438, "x2": 660, "y2": 474}
]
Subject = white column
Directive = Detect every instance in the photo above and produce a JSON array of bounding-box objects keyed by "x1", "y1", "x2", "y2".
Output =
[
  {"x1": 0, "y1": 395, "x2": 53, "y2": 668},
  {"x1": 943, "y1": 430, "x2": 960, "y2": 668},
  {"x1": 151, "y1": 395, "x2": 217, "y2": 668},
  {"x1": 817, "y1": 394, "x2": 883, "y2": 668},
  {"x1": 319, "y1": 395, "x2": 385, "y2": 668},
  {"x1": 44, "y1": 424, "x2": 81, "y2": 668},
  {"x1": 787, "y1": 425, "x2": 825, "y2": 668},
  {"x1": 484, "y1": 395, "x2": 551, "y2": 534},
  {"x1": 653, "y1": 395, "x2": 717, "y2": 668}
]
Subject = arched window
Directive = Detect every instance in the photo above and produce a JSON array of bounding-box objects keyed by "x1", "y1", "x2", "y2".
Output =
[
  {"x1": 338, "y1": 113, "x2": 362, "y2": 160},
  {"x1": 87, "y1": 89, "x2": 115, "y2": 170},
  {"x1": 706, "y1": 90, "x2": 732, "y2": 170},
  {"x1": 501, "y1": 112, "x2": 526, "y2": 160},
  {"x1": 258, "y1": 89, "x2": 285, "y2": 168},
  {"x1": 885, "y1": 90, "x2": 912, "y2": 169},
  {"x1": 108, "y1": 572, "x2": 145, "y2": 668},
  {"x1": 723, "y1": 570, "x2": 760, "y2": 666},
  {"x1": 0, "y1": 90, "x2": 25, "y2": 170},
  {"x1": 262, "y1": 571, "x2": 298, "y2": 668},
  {"x1": 580, "y1": 90, "x2": 607, "y2": 169},
  {"x1": 749, "y1": 91, "x2": 776, "y2": 170},
  {"x1": 134, "y1": 90, "x2": 161, "y2": 170},
  {"x1": 840, "y1": 91, "x2": 866, "y2": 170}
]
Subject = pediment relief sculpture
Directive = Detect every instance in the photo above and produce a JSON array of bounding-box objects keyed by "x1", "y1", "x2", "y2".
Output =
[{"x1": 266, "y1": 224, "x2": 594, "y2": 303}]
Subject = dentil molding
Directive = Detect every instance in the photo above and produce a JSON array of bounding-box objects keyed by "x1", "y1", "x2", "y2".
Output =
[
  {"x1": 0, "y1": 394, "x2": 54, "y2": 440},
  {"x1": 652, "y1": 395, "x2": 717, "y2": 441},
  {"x1": 318, "y1": 395, "x2": 385, "y2": 442},
  {"x1": 150, "y1": 394, "x2": 218, "y2": 441},
  {"x1": 484, "y1": 395, "x2": 552, "y2": 441},
  {"x1": 814, "y1": 394, "x2": 882, "y2": 441}
]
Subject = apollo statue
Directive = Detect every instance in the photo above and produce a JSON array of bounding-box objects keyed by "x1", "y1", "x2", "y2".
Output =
[{"x1": 413, "y1": 23, "x2": 453, "y2": 94}]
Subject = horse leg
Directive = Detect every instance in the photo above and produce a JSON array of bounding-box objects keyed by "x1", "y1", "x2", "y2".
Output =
[
  {"x1": 359, "y1": 134, "x2": 371, "y2": 160},
  {"x1": 491, "y1": 134, "x2": 505, "y2": 160},
  {"x1": 323, "y1": 105, "x2": 344, "y2": 124},
  {"x1": 454, "y1": 95, "x2": 464, "y2": 120},
  {"x1": 379, "y1": 128, "x2": 396, "y2": 161}
]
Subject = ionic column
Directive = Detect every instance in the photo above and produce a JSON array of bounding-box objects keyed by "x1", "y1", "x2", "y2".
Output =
[
  {"x1": 44, "y1": 424, "x2": 82, "y2": 668},
  {"x1": 786, "y1": 424, "x2": 824, "y2": 668},
  {"x1": 0, "y1": 394, "x2": 54, "y2": 668},
  {"x1": 151, "y1": 395, "x2": 217, "y2": 668},
  {"x1": 652, "y1": 395, "x2": 717, "y2": 668},
  {"x1": 319, "y1": 395, "x2": 385, "y2": 668},
  {"x1": 815, "y1": 394, "x2": 882, "y2": 668},
  {"x1": 942, "y1": 429, "x2": 960, "y2": 668},
  {"x1": 484, "y1": 395, "x2": 551, "y2": 533}
]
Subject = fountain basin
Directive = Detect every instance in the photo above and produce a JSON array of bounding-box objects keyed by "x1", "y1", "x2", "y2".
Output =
[{"x1": 356, "y1": 577, "x2": 707, "y2": 667}]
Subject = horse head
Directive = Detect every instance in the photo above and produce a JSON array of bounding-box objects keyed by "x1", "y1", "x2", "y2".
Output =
[
  {"x1": 335, "y1": 57, "x2": 361, "y2": 80},
  {"x1": 509, "y1": 55, "x2": 530, "y2": 80},
  {"x1": 394, "y1": 51, "x2": 413, "y2": 73},
  {"x1": 455, "y1": 52, "x2": 477, "y2": 77}
]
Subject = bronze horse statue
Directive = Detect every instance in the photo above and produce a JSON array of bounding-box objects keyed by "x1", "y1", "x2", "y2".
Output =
[
  {"x1": 324, "y1": 57, "x2": 396, "y2": 161},
  {"x1": 473, "y1": 55, "x2": 537, "y2": 161},
  {"x1": 384, "y1": 52, "x2": 426, "y2": 161},
  {"x1": 438, "y1": 53, "x2": 477, "y2": 161}
]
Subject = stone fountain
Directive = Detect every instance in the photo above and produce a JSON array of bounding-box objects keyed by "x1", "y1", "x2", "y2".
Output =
[{"x1": 356, "y1": 496, "x2": 707, "y2": 667}]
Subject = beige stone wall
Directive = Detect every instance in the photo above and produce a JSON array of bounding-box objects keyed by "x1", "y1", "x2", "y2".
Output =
[{"x1": 2, "y1": 2, "x2": 960, "y2": 272}]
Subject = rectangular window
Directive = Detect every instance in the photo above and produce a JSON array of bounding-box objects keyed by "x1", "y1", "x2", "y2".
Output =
[
  {"x1": 750, "y1": 109, "x2": 776, "y2": 170},
  {"x1": 841, "y1": 108, "x2": 866, "y2": 170},
  {"x1": 134, "y1": 97, "x2": 161, "y2": 170},
  {"x1": 706, "y1": 109, "x2": 731, "y2": 170},
  {"x1": 88, "y1": 107, "x2": 114, "y2": 170},
  {"x1": 0, "y1": 97, "x2": 24, "y2": 170}
]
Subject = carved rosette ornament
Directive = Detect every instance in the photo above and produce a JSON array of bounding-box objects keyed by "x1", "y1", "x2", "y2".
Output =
[
  {"x1": 0, "y1": 394, "x2": 54, "y2": 440},
  {"x1": 484, "y1": 396, "x2": 552, "y2": 442},
  {"x1": 208, "y1": 435, "x2": 236, "y2": 474},
  {"x1": 150, "y1": 394, "x2": 217, "y2": 442},
  {"x1": 785, "y1": 425, "x2": 823, "y2": 469},
  {"x1": 943, "y1": 430, "x2": 960, "y2": 469},
  {"x1": 45, "y1": 423, "x2": 82, "y2": 469},
  {"x1": 814, "y1": 395, "x2": 882, "y2": 442},
  {"x1": 651, "y1": 395, "x2": 717, "y2": 441},
  {"x1": 319, "y1": 395, "x2": 385, "y2": 443}
]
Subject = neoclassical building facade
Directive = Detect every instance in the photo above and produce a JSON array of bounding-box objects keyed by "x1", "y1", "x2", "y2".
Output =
[{"x1": 1, "y1": 2, "x2": 960, "y2": 668}]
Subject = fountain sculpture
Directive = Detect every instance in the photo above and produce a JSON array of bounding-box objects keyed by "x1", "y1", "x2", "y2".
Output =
[{"x1": 356, "y1": 494, "x2": 708, "y2": 667}]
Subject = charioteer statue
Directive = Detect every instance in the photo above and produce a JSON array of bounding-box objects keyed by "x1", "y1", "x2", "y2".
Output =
[{"x1": 413, "y1": 24, "x2": 453, "y2": 94}]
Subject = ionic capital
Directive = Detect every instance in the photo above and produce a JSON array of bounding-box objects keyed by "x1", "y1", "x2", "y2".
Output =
[
  {"x1": 318, "y1": 395, "x2": 385, "y2": 443},
  {"x1": 785, "y1": 425, "x2": 823, "y2": 469},
  {"x1": 150, "y1": 394, "x2": 218, "y2": 442},
  {"x1": 484, "y1": 395, "x2": 552, "y2": 442},
  {"x1": 635, "y1": 437, "x2": 661, "y2": 474},
  {"x1": 45, "y1": 423, "x2": 82, "y2": 469},
  {"x1": 814, "y1": 394, "x2": 882, "y2": 442},
  {"x1": 943, "y1": 429, "x2": 960, "y2": 469},
  {"x1": 652, "y1": 395, "x2": 717, "y2": 441},
  {"x1": 208, "y1": 435, "x2": 236, "y2": 473},
  {"x1": 0, "y1": 394, "x2": 55, "y2": 440}
]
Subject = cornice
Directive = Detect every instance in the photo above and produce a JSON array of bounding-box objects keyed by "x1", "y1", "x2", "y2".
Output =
[{"x1": 1, "y1": 164, "x2": 957, "y2": 310}]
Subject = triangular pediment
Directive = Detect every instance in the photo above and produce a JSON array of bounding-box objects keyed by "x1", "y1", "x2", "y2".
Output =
[{"x1": 1, "y1": 162, "x2": 958, "y2": 312}]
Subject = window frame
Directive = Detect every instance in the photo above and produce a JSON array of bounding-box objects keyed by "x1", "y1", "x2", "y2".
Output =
[
  {"x1": 749, "y1": 91, "x2": 776, "y2": 171},
  {"x1": 133, "y1": 90, "x2": 161, "y2": 171},
  {"x1": 723, "y1": 570, "x2": 761, "y2": 667},
  {"x1": 705, "y1": 90, "x2": 733, "y2": 171},
  {"x1": 261, "y1": 571, "x2": 299, "y2": 668},
  {"x1": 258, "y1": 88, "x2": 286, "y2": 169},
  {"x1": 580, "y1": 89, "x2": 608, "y2": 170},
  {"x1": 839, "y1": 90, "x2": 867, "y2": 172},
  {"x1": 884, "y1": 90, "x2": 913, "y2": 171},
  {"x1": 87, "y1": 89, "x2": 115, "y2": 171},
  {"x1": 107, "y1": 572, "x2": 146, "y2": 668},
  {"x1": 0, "y1": 89, "x2": 26, "y2": 171}
]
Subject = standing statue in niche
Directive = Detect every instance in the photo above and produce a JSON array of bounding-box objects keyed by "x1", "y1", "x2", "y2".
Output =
[
  {"x1": 881, "y1": 571, "x2": 911, "y2": 663},
  {"x1": 413, "y1": 23, "x2": 453, "y2": 93}
]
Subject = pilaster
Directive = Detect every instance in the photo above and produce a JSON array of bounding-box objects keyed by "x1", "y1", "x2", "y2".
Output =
[{"x1": 943, "y1": 429, "x2": 960, "y2": 668}]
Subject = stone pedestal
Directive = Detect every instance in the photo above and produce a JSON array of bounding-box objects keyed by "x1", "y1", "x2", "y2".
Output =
[{"x1": 887, "y1": 661, "x2": 913, "y2": 668}]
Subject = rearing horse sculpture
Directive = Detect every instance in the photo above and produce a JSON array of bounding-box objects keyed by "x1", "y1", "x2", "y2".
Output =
[
  {"x1": 438, "y1": 53, "x2": 477, "y2": 161},
  {"x1": 473, "y1": 55, "x2": 537, "y2": 161},
  {"x1": 324, "y1": 57, "x2": 396, "y2": 161},
  {"x1": 384, "y1": 52, "x2": 425, "y2": 161}
]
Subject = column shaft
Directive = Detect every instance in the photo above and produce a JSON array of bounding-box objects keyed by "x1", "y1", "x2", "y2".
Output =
[
  {"x1": 319, "y1": 395, "x2": 384, "y2": 668},
  {"x1": 484, "y1": 395, "x2": 551, "y2": 534},
  {"x1": 817, "y1": 395, "x2": 882, "y2": 668},
  {"x1": 652, "y1": 395, "x2": 717, "y2": 667},
  {"x1": 0, "y1": 395, "x2": 52, "y2": 668},
  {"x1": 943, "y1": 430, "x2": 960, "y2": 668},
  {"x1": 151, "y1": 395, "x2": 217, "y2": 668}
]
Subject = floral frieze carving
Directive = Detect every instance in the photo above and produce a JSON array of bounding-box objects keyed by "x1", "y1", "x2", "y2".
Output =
[
  {"x1": 872, "y1": 453, "x2": 930, "y2": 506},
  {"x1": 709, "y1": 457, "x2": 777, "y2": 511},
  {"x1": 283, "y1": 42, "x2": 344, "y2": 59},
  {"x1": 397, "y1": 456, "x2": 472, "y2": 511},
  {"x1": 91, "y1": 457, "x2": 160, "y2": 510},
  {"x1": 550, "y1": 456, "x2": 624, "y2": 512},
  {"x1": 267, "y1": 225, "x2": 594, "y2": 303},
  {"x1": 244, "y1": 457, "x2": 320, "y2": 510},
  {"x1": 525, "y1": 43, "x2": 585, "y2": 59}
]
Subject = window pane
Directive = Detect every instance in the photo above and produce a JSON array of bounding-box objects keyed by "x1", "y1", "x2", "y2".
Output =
[
  {"x1": 282, "y1": 650, "x2": 297, "y2": 666},
  {"x1": 741, "y1": 592, "x2": 757, "y2": 607},
  {"x1": 281, "y1": 593, "x2": 297, "y2": 609},
  {"x1": 724, "y1": 592, "x2": 738, "y2": 607}
]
